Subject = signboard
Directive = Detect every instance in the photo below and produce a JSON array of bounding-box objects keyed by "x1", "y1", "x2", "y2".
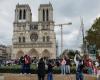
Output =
[
  {"x1": 88, "y1": 44, "x2": 96, "y2": 60},
  {"x1": 88, "y1": 44, "x2": 96, "y2": 54}
]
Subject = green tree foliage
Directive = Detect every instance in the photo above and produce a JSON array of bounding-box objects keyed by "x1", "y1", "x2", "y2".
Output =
[
  {"x1": 85, "y1": 17, "x2": 100, "y2": 49},
  {"x1": 61, "y1": 49, "x2": 76, "y2": 59}
]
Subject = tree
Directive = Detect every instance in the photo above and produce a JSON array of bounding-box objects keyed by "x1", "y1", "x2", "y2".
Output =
[
  {"x1": 61, "y1": 49, "x2": 76, "y2": 59},
  {"x1": 85, "y1": 17, "x2": 100, "y2": 49}
]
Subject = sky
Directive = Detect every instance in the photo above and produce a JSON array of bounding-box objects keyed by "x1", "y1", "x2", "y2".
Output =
[{"x1": 0, "y1": 0, "x2": 100, "y2": 55}]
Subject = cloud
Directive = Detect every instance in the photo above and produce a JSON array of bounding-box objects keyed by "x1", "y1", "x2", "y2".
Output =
[
  {"x1": 0, "y1": 0, "x2": 100, "y2": 55},
  {"x1": 57, "y1": 0, "x2": 100, "y2": 17}
]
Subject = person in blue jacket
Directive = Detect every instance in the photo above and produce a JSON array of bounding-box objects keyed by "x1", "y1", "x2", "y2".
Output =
[
  {"x1": 76, "y1": 59, "x2": 84, "y2": 80},
  {"x1": 47, "y1": 60, "x2": 54, "y2": 80}
]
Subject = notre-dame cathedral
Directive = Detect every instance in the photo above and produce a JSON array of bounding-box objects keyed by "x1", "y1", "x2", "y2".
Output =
[{"x1": 12, "y1": 3, "x2": 56, "y2": 59}]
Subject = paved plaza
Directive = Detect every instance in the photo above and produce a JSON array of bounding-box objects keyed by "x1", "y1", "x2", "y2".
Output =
[{"x1": 0, "y1": 74, "x2": 97, "y2": 80}]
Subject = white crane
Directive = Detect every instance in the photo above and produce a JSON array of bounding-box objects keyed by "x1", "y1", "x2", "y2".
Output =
[{"x1": 54, "y1": 22, "x2": 72, "y2": 54}]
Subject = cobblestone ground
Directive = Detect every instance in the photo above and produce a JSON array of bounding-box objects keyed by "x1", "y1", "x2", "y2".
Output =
[{"x1": 0, "y1": 74, "x2": 97, "y2": 80}]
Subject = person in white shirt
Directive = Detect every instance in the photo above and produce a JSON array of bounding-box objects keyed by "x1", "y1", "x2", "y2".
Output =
[{"x1": 74, "y1": 54, "x2": 82, "y2": 69}]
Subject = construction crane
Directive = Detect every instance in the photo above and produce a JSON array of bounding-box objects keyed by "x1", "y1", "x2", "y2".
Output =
[{"x1": 54, "y1": 22, "x2": 72, "y2": 55}]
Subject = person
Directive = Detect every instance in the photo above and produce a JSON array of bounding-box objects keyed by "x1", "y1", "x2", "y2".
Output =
[
  {"x1": 74, "y1": 54, "x2": 84, "y2": 80},
  {"x1": 74, "y1": 54, "x2": 80, "y2": 69},
  {"x1": 47, "y1": 60, "x2": 54, "y2": 80},
  {"x1": 56, "y1": 59, "x2": 60, "y2": 67},
  {"x1": 97, "y1": 67, "x2": 100, "y2": 80},
  {"x1": 61, "y1": 57, "x2": 66, "y2": 75},
  {"x1": 24, "y1": 54, "x2": 31, "y2": 74},
  {"x1": 87, "y1": 59, "x2": 93, "y2": 74},
  {"x1": 37, "y1": 58, "x2": 45, "y2": 80},
  {"x1": 65, "y1": 56, "x2": 71, "y2": 74},
  {"x1": 76, "y1": 59, "x2": 84, "y2": 80},
  {"x1": 19, "y1": 56, "x2": 25, "y2": 74}
]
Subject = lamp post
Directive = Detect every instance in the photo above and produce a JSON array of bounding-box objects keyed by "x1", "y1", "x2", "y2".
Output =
[{"x1": 54, "y1": 22, "x2": 72, "y2": 54}]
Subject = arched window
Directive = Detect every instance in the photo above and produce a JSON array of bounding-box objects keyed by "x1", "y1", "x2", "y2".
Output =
[
  {"x1": 23, "y1": 37, "x2": 25, "y2": 42},
  {"x1": 19, "y1": 37, "x2": 21, "y2": 43},
  {"x1": 23, "y1": 9, "x2": 26, "y2": 19},
  {"x1": 47, "y1": 36, "x2": 50, "y2": 42},
  {"x1": 43, "y1": 36, "x2": 45, "y2": 42},
  {"x1": 43, "y1": 9, "x2": 45, "y2": 21},
  {"x1": 19, "y1": 10, "x2": 22, "y2": 20},
  {"x1": 46, "y1": 9, "x2": 49, "y2": 21}
]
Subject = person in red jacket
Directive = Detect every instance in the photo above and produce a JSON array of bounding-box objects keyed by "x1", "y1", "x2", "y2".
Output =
[{"x1": 24, "y1": 54, "x2": 31, "y2": 74}]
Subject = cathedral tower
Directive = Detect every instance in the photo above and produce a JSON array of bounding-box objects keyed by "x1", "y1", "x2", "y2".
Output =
[
  {"x1": 38, "y1": 3, "x2": 53, "y2": 22},
  {"x1": 12, "y1": 3, "x2": 56, "y2": 59},
  {"x1": 14, "y1": 4, "x2": 32, "y2": 22}
]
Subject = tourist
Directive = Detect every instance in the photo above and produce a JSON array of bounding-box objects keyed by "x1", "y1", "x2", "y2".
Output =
[
  {"x1": 19, "y1": 56, "x2": 25, "y2": 74},
  {"x1": 74, "y1": 54, "x2": 81, "y2": 69},
  {"x1": 61, "y1": 57, "x2": 66, "y2": 75},
  {"x1": 65, "y1": 56, "x2": 71, "y2": 74},
  {"x1": 93, "y1": 65, "x2": 97, "y2": 75},
  {"x1": 24, "y1": 54, "x2": 31, "y2": 74},
  {"x1": 97, "y1": 67, "x2": 100, "y2": 80},
  {"x1": 37, "y1": 58, "x2": 45, "y2": 80},
  {"x1": 76, "y1": 59, "x2": 84, "y2": 80},
  {"x1": 87, "y1": 59, "x2": 93, "y2": 74},
  {"x1": 74, "y1": 54, "x2": 84, "y2": 80},
  {"x1": 47, "y1": 60, "x2": 54, "y2": 80},
  {"x1": 56, "y1": 59, "x2": 60, "y2": 67}
]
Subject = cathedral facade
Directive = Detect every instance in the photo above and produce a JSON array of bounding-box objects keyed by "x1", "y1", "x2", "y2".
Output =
[{"x1": 12, "y1": 3, "x2": 56, "y2": 59}]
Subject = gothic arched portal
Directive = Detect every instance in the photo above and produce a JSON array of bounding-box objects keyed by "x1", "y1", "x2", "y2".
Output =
[
  {"x1": 42, "y1": 49, "x2": 50, "y2": 58},
  {"x1": 28, "y1": 49, "x2": 39, "y2": 59},
  {"x1": 16, "y1": 50, "x2": 24, "y2": 59}
]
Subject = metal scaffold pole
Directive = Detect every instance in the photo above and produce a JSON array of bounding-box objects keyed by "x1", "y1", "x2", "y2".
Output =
[{"x1": 54, "y1": 22, "x2": 72, "y2": 54}]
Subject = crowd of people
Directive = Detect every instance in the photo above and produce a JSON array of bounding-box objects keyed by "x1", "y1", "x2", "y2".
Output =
[
  {"x1": 0, "y1": 53, "x2": 100, "y2": 80},
  {"x1": 17, "y1": 53, "x2": 100, "y2": 80}
]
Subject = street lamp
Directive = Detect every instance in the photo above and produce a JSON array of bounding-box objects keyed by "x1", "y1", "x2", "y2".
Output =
[{"x1": 54, "y1": 22, "x2": 72, "y2": 54}]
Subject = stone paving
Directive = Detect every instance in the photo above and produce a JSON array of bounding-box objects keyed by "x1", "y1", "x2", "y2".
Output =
[
  {"x1": 0, "y1": 74, "x2": 97, "y2": 80},
  {"x1": 0, "y1": 76, "x2": 4, "y2": 80}
]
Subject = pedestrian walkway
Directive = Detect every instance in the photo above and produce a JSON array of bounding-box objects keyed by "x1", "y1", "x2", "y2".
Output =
[
  {"x1": 1, "y1": 74, "x2": 97, "y2": 80},
  {"x1": 0, "y1": 76, "x2": 4, "y2": 80}
]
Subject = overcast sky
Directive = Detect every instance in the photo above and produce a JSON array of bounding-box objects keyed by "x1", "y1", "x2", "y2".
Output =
[{"x1": 0, "y1": 0, "x2": 100, "y2": 54}]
